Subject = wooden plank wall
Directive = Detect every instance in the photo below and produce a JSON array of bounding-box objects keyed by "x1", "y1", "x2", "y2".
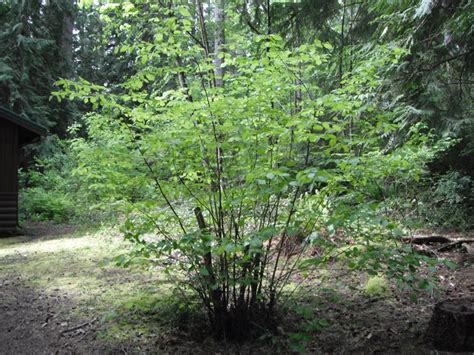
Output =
[{"x1": 0, "y1": 119, "x2": 19, "y2": 235}]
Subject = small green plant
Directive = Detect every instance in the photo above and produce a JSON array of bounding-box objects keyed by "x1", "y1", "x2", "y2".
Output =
[
  {"x1": 286, "y1": 304, "x2": 329, "y2": 353},
  {"x1": 364, "y1": 275, "x2": 389, "y2": 297}
]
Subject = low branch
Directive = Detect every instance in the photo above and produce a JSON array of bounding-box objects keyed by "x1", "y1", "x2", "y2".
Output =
[{"x1": 420, "y1": 49, "x2": 474, "y2": 72}]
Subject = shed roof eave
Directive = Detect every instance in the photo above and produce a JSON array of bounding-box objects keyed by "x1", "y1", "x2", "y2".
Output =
[{"x1": 0, "y1": 106, "x2": 48, "y2": 137}]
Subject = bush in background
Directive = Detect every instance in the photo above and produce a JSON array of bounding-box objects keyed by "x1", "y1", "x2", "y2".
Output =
[{"x1": 420, "y1": 171, "x2": 473, "y2": 230}]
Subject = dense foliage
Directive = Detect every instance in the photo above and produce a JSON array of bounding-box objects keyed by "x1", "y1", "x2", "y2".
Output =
[{"x1": 5, "y1": 0, "x2": 472, "y2": 341}]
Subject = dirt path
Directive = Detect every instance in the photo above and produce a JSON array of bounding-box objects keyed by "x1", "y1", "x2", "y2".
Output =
[
  {"x1": 0, "y1": 273, "x2": 97, "y2": 354},
  {"x1": 0, "y1": 251, "x2": 120, "y2": 355},
  {"x1": 0, "y1": 225, "x2": 121, "y2": 354}
]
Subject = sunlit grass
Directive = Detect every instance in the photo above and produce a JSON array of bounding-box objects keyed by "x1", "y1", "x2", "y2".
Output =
[{"x1": 0, "y1": 236, "x2": 95, "y2": 258}]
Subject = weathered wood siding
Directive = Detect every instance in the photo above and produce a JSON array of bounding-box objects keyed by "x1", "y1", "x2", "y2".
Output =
[{"x1": 0, "y1": 120, "x2": 19, "y2": 235}]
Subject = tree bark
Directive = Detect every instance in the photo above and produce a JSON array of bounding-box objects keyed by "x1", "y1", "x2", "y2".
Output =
[
  {"x1": 61, "y1": 0, "x2": 74, "y2": 77},
  {"x1": 426, "y1": 298, "x2": 474, "y2": 351},
  {"x1": 338, "y1": 0, "x2": 346, "y2": 86}
]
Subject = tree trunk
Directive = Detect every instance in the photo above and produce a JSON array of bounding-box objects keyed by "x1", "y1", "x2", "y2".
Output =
[
  {"x1": 213, "y1": 0, "x2": 225, "y2": 88},
  {"x1": 426, "y1": 298, "x2": 474, "y2": 351},
  {"x1": 61, "y1": 4, "x2": 74, "y2": 75},
  {"x1": 57, "y1": 0, "x2": 75, "y2": 137},
  {"x1": 338, "y1": 0, "x2": 346, "y2": 86}
]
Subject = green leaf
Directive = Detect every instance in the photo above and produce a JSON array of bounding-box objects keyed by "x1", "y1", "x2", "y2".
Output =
[
  {"x1": 266, "y1": 172, "x2": 275, "y2": 180},
  {"x1": 199, "y1": 267, "x2": 210, "y2": 276},
  {"x1": 178, "y1": 7, "x2": 191, "y2": 17}
]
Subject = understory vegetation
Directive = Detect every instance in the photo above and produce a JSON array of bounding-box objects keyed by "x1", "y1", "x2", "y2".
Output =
[{"x1": 1, "y1": 0, "x2": 473, "y2": 348}]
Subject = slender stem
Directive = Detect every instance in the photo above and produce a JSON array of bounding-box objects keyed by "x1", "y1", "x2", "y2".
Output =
[{"x1": 126, "y1": 125, "x2": 187, "y2": 235}]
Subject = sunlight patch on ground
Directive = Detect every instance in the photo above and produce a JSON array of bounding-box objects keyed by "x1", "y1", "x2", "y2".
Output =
[{"x1": 0, "y1": 234, "x2": 104, "y2": 258}]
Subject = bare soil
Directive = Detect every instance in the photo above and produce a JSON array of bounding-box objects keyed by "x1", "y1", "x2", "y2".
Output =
[
  {"x1": 304, "y1": 261, "x2": 474, "y2": 354},
  {"x1": 0, "y1": 224, "x2": 115, "y2": 354},
  {"x1": 0, "y1": 224, "x2": 473, "y2": 354},
  {"x1": 0, "y1": 274, "x2": 99, "y2": 354}
]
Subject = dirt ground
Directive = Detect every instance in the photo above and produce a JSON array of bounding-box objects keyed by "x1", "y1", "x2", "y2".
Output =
[
  {"x1": 0, "y1": 224, "x2": 120, "y2": 354},
  {"x1": 0, "y1": 224, "x2": 473, "y2": 354},
  {"x1": 0, "y1": 274, "x2": 96, "y2": 354}
]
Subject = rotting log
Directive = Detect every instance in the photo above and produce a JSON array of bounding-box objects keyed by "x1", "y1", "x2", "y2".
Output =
[
  {"x1": 426, "y1": 298, "x2": 474, "y2": 351},
  {"x1": 437, "y1": 240, "x2": 474, "y2": 252},
  {"x1": 410, "y1": 235, "x2": 451, "y2": 244},
  {"x1": 404, "y1": 235, "x2": 474, "y2": 246}
]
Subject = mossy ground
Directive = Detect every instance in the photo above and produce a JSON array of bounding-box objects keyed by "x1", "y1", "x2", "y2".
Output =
[
  {"x1": 364, "y1": 275, "x2": 390, "y2": 297},
  {"x1": 0, "y1": 225, "x2": 175, "y2": 348}
]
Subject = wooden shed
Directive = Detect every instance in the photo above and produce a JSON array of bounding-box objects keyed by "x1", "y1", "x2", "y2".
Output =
[{"x1": 0, "y1": 106, "x2": 47, "y2": 236}]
